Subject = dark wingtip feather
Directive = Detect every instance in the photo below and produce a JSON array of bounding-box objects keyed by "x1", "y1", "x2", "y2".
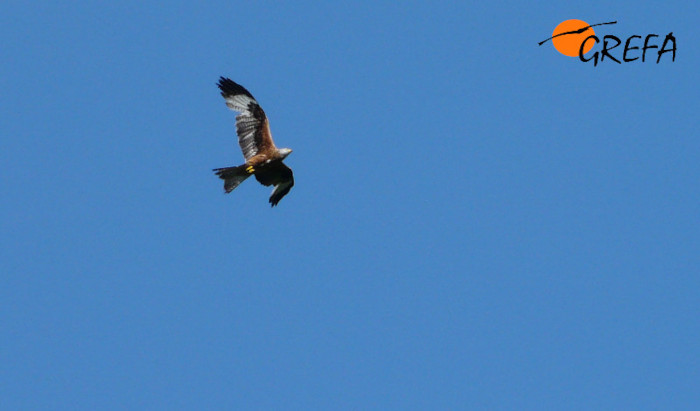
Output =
[
  {"x1": 268, "y1": 186, "x2": 292, "y2": 207},
  {"x1": 217, "y1": 76, "x2": 255, "y2": 99}
]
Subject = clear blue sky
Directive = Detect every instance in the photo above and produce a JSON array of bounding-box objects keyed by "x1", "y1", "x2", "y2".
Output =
[{"x1": 1, "y1": 1, "x2": 698, "y2": 409}]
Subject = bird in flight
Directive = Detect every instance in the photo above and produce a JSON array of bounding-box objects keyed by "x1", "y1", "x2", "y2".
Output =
[{"x1": 213, "y1": 77, "x2": 294, "y2": 207}]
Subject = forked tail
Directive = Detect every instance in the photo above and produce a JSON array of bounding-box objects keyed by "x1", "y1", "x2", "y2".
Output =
[{"x1": 213, "y1": 165, "x2": 251, "y2": 193}]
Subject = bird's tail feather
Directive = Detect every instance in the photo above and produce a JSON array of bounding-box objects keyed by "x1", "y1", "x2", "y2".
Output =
[{"x1": 213, "y1": 165, "x2": 251, "y2": 193}]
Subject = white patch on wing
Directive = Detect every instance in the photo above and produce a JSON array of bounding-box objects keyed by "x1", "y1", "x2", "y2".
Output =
[
  {"x1": 235, "y1": 113, "x2": 260, "y2": 159},
  {"x1": 222, "y1": 94, "x2": 263, "y2": 160},
  {"x1": 224, "y1": 95, "x2": 256, "y2": 113},
  {"x1": 270, "y1": 180, "x2": 293, "y2": 205},
  {"x1": 271, "y1": 181, "x2": 290, "y2": 195}
]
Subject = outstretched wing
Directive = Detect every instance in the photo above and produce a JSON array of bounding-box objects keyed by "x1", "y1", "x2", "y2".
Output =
[
  {"x1": 217, "y1": 77, "x2": 277, "y2": 160},
  {"x1": 254, "y1": 161, "x2": 294, "y2": 207}
]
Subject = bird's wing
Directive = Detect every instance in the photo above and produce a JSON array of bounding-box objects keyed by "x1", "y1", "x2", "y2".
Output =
[
  {"x1": 254, "y1": 161, "x2": 294, "y2": 207},
  {"x1": 217, "y1": 77, "x2": 277, "y2": 160}
]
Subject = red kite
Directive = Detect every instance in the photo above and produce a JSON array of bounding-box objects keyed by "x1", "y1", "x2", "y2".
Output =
[{"x1": 213, "y1": 77, "x2": 294, "y2": 207}]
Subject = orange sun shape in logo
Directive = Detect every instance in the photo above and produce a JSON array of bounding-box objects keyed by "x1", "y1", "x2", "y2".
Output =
[{"x1": 552, "y1": 19, "x2": 595, "y2": 57}]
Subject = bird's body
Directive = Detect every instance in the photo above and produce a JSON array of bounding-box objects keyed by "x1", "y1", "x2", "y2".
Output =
[{"x1": 213, "y1": 77, "x2": 294, "y2": 207}]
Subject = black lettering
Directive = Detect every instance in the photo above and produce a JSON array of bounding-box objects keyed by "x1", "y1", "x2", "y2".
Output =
[
  {"x1": 601, "y1": 35, "x2": 622, "y2": 64},
  {"x1": 657, "y1": 32, "x2": 676, "y2": 63},
  {"x1": 623, "y1": 35, "x2": 641, "y2": 62},
  {"x1": 579, "y1": 35, "x2": 599, "y2": 66},
  {"x1": 642, "y1": 34, "x2": 659, "y2": 62}
]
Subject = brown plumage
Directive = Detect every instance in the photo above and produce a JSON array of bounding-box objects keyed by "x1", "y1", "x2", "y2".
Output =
[{"x1": 212, "y1": 77, "x2": 294, "y2": 207}]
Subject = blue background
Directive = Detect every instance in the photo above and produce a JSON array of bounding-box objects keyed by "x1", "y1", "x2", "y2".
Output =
[{"x1": 2, "y1": 1, "x2": 697, "y2": 409}]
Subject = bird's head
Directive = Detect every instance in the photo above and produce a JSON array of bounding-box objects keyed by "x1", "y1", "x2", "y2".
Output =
[{"x1": 278, "y1": 148, "x2": 293, "y2": 159}]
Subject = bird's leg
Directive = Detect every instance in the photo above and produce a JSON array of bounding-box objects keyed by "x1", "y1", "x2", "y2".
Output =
[{"x1": 245, "y1": 155, "x2": 266, "y2": 174}]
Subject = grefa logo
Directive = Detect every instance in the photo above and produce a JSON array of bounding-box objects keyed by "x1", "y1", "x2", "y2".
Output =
[{"x1": 538, "y1": 20, "x2": 677, "y2": 66}]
